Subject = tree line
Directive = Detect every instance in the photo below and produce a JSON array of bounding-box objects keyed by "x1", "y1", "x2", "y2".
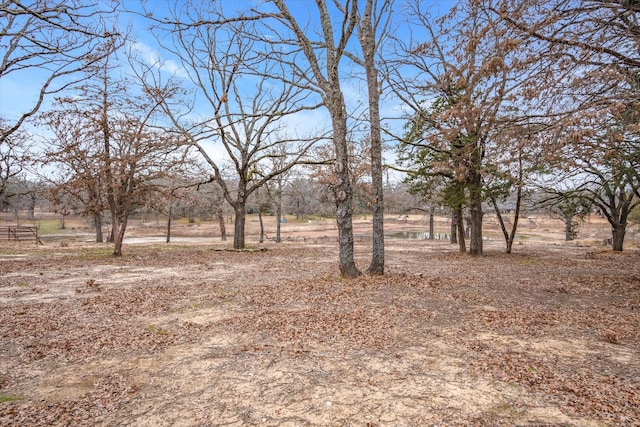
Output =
[{"x1": 1, "y1": 0, "x2": 638, "y2": 273}]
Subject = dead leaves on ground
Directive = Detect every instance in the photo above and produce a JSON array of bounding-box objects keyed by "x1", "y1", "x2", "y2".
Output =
[
  {"x1": 1, "y1": 374, "x2": 137, "y2": 426},
  {"x1": 0, "y1": 245, "x2": 639, "y2": 425}
]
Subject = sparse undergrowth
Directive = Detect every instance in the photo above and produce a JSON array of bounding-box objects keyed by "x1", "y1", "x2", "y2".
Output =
[{"x1": 0, "y1": 241, "x2": 638, "y2": 426}]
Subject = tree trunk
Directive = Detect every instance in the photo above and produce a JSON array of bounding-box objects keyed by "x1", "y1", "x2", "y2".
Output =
[
  {"x1": 276, "y1": 199, "x2": 282, "y2": 243},
  {"x1": 113, "y1": 218, "x2": 128, "y2": 256},
  {"x1": 360, "y1": 0, "x2": 384, "y2": 275},
  {"x1": 608, "y1": 199, "x2": 632, "y2": 252},
  {"x1": 216, "y1": 206, "x2": 226, "y2": 241},
  {"x1": 468, "y1": 171, "x2": 483, "y2": 256},
  {"x1": 27, "y1": 193, "x2": 36, "y2": 220},
  {"x1": 450, "y1": 211, "x2": 457, "y2": 244},
  {"x1": 611, "y1": 223, "x2": 626, "y2": 251},
  {"x1": 491, "y1": 188, "x2": 523, "y2": 255},
  {"x1": 469, "y1": 196, "x2": 483, "y2": 255},
  {"x1": 334, "y1": 177, "x2": 360, "y2": 277},
  {"x1": 0, "y1": 190, "x2": 7, "y2": 212},
  {"x1": 506, "y1": 231, "x2": 515, "y2": 253},
  {"x1": 258, "y1": 209, "x2": 264, "y2": 244},
  {"x1": 506, "y1": 151, "x2": 524, "y2": 254},
  {"x1": 456, "y1": 206, "x2": 466, "y2": 252},
  {"x1": 112, "y1": 215, "x2": 126, "y2": 256},
  {"x1": 492, "y1": 196, "x2": 510, "y2": 248},
  {"x1": 365, "y1": 152, "x2": 384, "y2": 270},
  {"x1": 428, "y1": 206, "x2": 435, "y2": 240},
  {"x1": 233, "y1": 204, "x2": 246, "y2": 250},
  {"x1": 507, "y1": 195, "x2": 522, "y2": 254},
  {"x1": 94, "y1": 212, "x2": 103, "y2": 243},
  {"x1": 564, "y1": 217, "x2": 574, "y2": 241},
  {"x1": 166, "y1": 204, "x2": 172, "y2": 243},
  {"x1": 332, "y1": 100, "x2": 361, "y2": 278}
]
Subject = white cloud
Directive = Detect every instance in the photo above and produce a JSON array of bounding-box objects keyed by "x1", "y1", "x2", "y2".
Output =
[
  {"x1": 280, "y1": 109, "x2": 331, "y2": 138},
  {"x1": 129, "y1": 41, "x2": 188, "y2": 78},
  {"x1": 198, "y1": 138, "x2": 232, "y2": 167}
]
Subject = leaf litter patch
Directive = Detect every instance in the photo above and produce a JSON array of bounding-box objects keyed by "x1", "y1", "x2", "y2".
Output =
[{"x1": 0, "y1": 242, "x2": 638, "y2": 426}]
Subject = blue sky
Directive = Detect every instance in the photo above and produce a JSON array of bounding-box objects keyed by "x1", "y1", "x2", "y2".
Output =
[{"x1": 1, "y1": 0, "x2": 454, "y2": 171}]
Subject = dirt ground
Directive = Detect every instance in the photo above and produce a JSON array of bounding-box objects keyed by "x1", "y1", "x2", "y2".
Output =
[{"x1": 0, "y1": 215, "x2": 639, "y2": 426}]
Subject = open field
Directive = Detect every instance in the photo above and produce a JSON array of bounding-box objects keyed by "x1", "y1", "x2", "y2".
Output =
[
  {"x1": 4, "y1": 210, "x2": 639, "y2": 248},
  {"x1": 0, "y1": 214, "x2": 639, "y2": 425}
]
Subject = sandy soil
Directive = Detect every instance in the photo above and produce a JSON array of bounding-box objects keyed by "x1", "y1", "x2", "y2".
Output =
[{"x1": 0, "y1": 215, "x2": 639, "y2": 426}]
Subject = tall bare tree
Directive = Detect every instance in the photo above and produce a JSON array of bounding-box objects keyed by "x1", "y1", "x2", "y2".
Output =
[
  {"x1": 352, "y1": 0, "x2": 394, "y2": 274},
  {"x1": 255, "y1": 0, "x2": 363, "y2": 277},
  {"x1": 147, "y1": 11, "x2": 322, "y2": 250},
  {"x1": 391, "y1": 0, "x2": 542, "y2": 255}
]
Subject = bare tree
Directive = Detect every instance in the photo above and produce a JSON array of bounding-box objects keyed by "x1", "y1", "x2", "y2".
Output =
[
  {"x1": 486, "y1": 123, "x2": 548, "y2": 253},
  {"x1": 144, "y1": 0, "x2": 377, "y2": 274},
  {"x1": 353, "y1": 0, "x2": 394, "y2": 274},
  {"x1": 285, "y1": 176, "x2": 320, "y2": 220},
  {"x1": 44, "y1": 186, "x2": 77, "y2": 230},
  {"x1": 147, "y1": 13, "x2": 321, "y2": 250},
  {"x1": 2, "y1": 174, "x2": 43, "y2": 220},
  {"x1": 256, "y1": 0, "x2": 363, "y2": 277},
  {"x1": 536, "y1": 188, "x2": 592, "y2": 242},
  {"x1": 263, "y1": 147, "x2": 298, "y2": 243},
  {"x1": 137, "y1": 155, "x2": 203, "y2": 244},
  {"x1": 562, "y1": 118, "x2": 639, "y2": 250},
  {"x1": 40, "y1": 111, "x2": 106, "y2": 242},
  {"x1": 487, "y1": 155, "x2": 525, "y2": 253},
  {"x1": 0, "y1": 0, "x2": 116, "y2": 145}
]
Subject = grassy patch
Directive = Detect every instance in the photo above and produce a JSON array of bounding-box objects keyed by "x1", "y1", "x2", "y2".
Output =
[
  {"x1": 36, "y1": 219, "x2": 64, "y2": 235},
  {"x1": 168, "y1": 302, "x2": 204, "y2": 314},
  {"x1": 74, "y1": 247, "x2": 114, "y2": 260},
  {"x1": 144, "y1": 325, "x2": 170, "y2": 335},
  {"x1": 175, "y1": 217, "x2": 200, "y2": 226},
  {"x1": 0, "y1": 394, "x2": 20, "y2": 403}
]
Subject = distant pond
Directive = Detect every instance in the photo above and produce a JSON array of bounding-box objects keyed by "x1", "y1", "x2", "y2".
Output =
[{"x1": 386, "y1": 231, "x2": 449, "y2": 240}]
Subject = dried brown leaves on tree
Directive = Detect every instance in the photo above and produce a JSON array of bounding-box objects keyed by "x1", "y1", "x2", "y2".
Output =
[
  {"x1": 40, "y1": 39, "x2": 188, "y2": 255},
  {"x1": 494, "y1": 0, "x2": 640, "y2": 250},
  {"x1": 391, "y1": 0, "x2": 543, "y2": 255}
]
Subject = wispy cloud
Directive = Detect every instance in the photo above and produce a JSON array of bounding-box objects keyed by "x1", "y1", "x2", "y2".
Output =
[{"x1": 129, "y1": 41, "x2": 187, "y2": 78}]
